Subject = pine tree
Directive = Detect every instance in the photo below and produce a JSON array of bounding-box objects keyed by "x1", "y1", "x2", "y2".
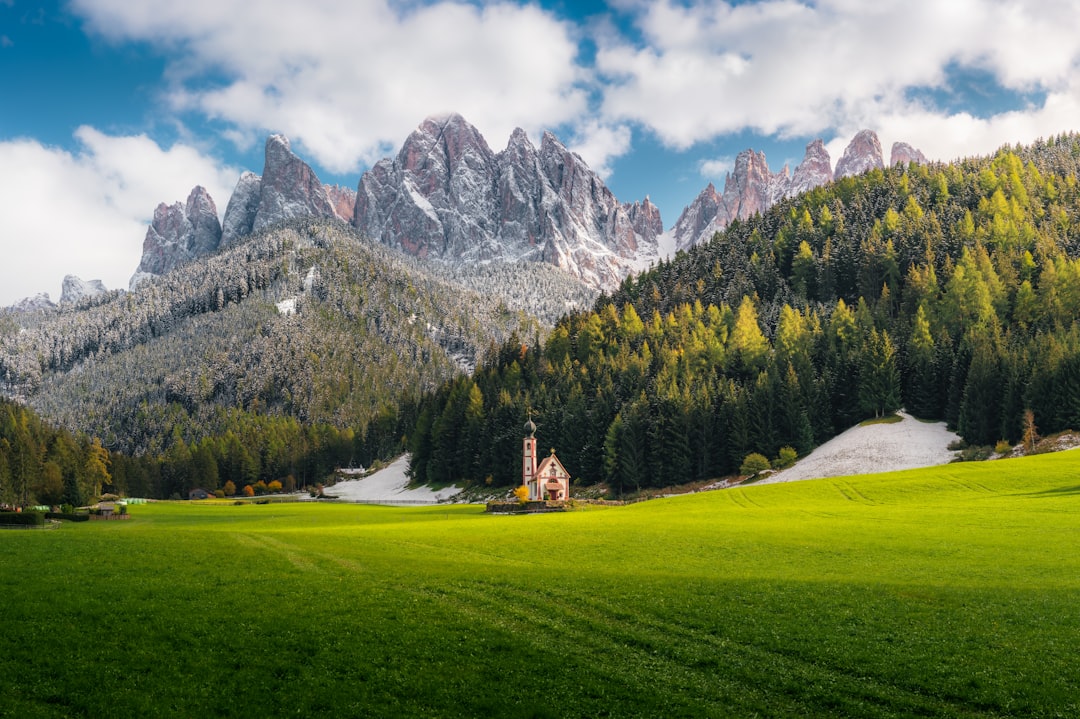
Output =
[{"x1": 858, "y1": 329, "x2": 901, "y2": 419}]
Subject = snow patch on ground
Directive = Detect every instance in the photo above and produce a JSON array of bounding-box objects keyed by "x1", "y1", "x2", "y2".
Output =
[
  {"x1": 321, "y1": 455, "x2": 461, "y2": 503},
  {"x1": 757, "y1": 411, "x2": 961, "y2": 485},
  {"x1": 276, "y1": 297, "x2": 297, "y2": 315}
]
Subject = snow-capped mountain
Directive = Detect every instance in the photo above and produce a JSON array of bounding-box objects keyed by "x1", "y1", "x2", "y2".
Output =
[
  {"x1": 132, "y1": 185, "x2": 222, "y2": 288},
  {"x1": 834, "y1": 129, "x2": 885, "y2": 179},
  {"x1": 354, "y1": 113, "x2": 662, "y2": 290},
  {"x1": 128, "y1": 118, "x2": 922, "y2": 294},
  {"x1": 133, "y1": 135, "x2": 353, "y2": 286},
  {"x1": 60, "y1": 275, "x2": 108, "y2": 304}
]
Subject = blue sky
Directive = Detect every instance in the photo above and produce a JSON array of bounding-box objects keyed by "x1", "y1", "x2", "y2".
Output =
[{"x1": 1, "y1": 0, "x2": 1075, "y2": 306}]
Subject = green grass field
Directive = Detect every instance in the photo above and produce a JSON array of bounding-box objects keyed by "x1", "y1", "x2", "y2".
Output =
[{"x1": 3, "y1": 451, "x2": 1079, "y2": 718}]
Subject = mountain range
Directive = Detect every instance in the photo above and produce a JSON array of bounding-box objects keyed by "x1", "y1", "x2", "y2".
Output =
[
  {"x1": 122, "y1": 115, "x2": 924, "y2": 298},
  {"x1": 5, "y1": 116, "x2": 925, "y2": 309}
]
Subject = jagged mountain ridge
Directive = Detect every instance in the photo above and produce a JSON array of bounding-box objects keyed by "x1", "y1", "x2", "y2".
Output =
[
  {"x1": 131, "y1": 135, "x2": 355, "y2": 289},
  {"x1": 353, "y1": 113, "x2": 663, "y2": 291},
  {"x1": 670, "y1": 131, "x2": 927, "y2": 252},
  {"x1": 129, "y1": 117, "x2": 922, "y2": 293}
]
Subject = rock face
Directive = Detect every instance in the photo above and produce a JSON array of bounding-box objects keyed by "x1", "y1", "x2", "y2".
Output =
[
  {"x1": 671, "y1": 183, "x2": 723, "y2": 253},
  {"x1": 60, "y1": 275, "x2": 107, "y2": 304},
  {"x1": 7, "y1": 293, "x2": 55, "y2": 312},
  {"x1": 672, "y1": 141, "x2": 825, "y2": 252},
  {"x1": 253, "y1": 134, "x2": 337, "y2": 233},
  {"x1": 673, "y1": 130, "x2": 918, "y2": 251},
  {"x1": 325, "y1": 185, "x2": 357, "y2": 224},
  {"x1": 220, "y1": 172, "x2": 262, "y2": 247},
  {"x1": 219, "y1": 141, "x2": 354, "y2": 248},
  {"x1": 787, "y1": 139, "x2": 834, "y2": 198},
  {"x1": 128, "y1": 121, "x2": 925, "y2": 294},
  {"x1": 353, "y1": 113, "x2": 663, "y2": 290},
  {"x1": 890, "y1": 141, "x2": 928, "y2": 167},
  {"x1": 835, "y1": 129, "x2": 885, "y2": 179},
  {"x1": 134, "y1": 186, "x2": 223, "y2": 282}
]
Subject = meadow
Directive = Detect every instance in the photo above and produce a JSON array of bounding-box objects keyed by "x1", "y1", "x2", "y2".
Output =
[{"x1": 2, "y1": 452, "x2": 1079, "y2": 718}]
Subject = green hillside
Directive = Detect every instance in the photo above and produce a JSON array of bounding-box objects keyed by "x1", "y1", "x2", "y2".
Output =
[
  {"x1": 411, "y1": 135, "x2": 1080, "y2": 491},
  {"x1": 3, "y1": 452, "x2": 1078, "y2": 716}
]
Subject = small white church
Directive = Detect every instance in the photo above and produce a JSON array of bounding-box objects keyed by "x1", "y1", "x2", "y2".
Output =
[{"x1": 521, "y1": 417, "x2": 570, "y2": 501}]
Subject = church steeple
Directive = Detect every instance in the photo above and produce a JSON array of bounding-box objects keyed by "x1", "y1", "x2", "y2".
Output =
[{"x1": 522, "y1": 414, "x2": 538, "y2": 498}]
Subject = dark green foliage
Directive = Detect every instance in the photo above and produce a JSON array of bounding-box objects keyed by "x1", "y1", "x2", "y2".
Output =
[
  {"x1": 44, "y1": 511, "x2": 89, "y2": 522},
  {"x1": 0, "y1": 511, "x2": 44, "y2": 526}
]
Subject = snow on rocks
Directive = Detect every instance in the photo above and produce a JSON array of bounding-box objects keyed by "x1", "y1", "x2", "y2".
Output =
[
  {"x1": 319, "y1": 455, "x2": 461, "y2": 503},
  {"x1": 757, "y1": 411, "x2": 961, "y2": 485}
]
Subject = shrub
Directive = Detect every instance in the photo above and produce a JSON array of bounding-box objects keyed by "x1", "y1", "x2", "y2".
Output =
[
  {"x1": 223, "y1": 480, "x2": 236, "y2": 497},
  {"x1": 995, "y1": 439, "x2": 1013, "y2": 455},
  {"x1": 774, "y1": 446, "x2": 798, "y2": 470},
  {"x1": 253, "y1": 480, "x2": 268, "y2": 496},
  {"x1": 242, "y1": 485, "x2": 255, "y2": 497},
  {"x1": 954, "y1": 445, "x2": 994, "y2": 462},
  {"x1": 0, "y1": 512, "x2": 45, "y2": 526},
  {"x1": 740, "y1": 453, "x2": 771, "y2": 477},
  {"x1": 267, "y1": 480, "x2": 283, "y2": 494},
  {"x1": 214, "y1": 489, "x2": 225, "y2": 499},
  {"x1": 45, "y1": 512, "x2": 89, "y2": 522},
  {"x1": 513, "y1": 485, "x2": 529, "y2": 504}
]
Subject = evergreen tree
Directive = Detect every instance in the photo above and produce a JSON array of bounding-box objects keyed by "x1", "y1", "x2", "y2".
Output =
[{"x1": 859, "y1": 329, "x2": 901, "y2": 418}]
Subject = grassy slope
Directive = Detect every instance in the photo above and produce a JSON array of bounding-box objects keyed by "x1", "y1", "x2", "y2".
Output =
[{"x1": 2, "y1": 452, "x2": 1079, "y2": 717}]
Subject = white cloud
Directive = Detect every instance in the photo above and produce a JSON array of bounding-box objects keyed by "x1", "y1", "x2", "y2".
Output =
[
  {"x1": 699, "y1": 156, "x2": 734, "y2": 180},
  {"x1": 0, "y1": 129, "x2": 237, "y2": 306},
  {"x1": 71, "y1": 0, "x2": 589, "y2": 175},
  {"x1": 567, "y1": 120, "x2": 632, "y2": 179},
  {"x1": 595, "y1": 0, "x2": 1080, "y2": 161}
]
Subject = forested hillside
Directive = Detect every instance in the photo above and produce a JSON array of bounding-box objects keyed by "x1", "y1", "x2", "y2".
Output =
[
  {"x1": 409, "y1": 134, "x2": 1080, "y2": 493},
  {"x1": 0, "y1": 220, "x2": 594, "y2": 501},
  {"x1": 0, "y1": 398, "x2": 112, "y2": 507}
]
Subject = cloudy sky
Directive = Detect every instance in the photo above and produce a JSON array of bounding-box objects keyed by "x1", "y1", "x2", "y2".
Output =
[{"x1": 1, "y1": 0, "x2": 1077, "y2": 306}]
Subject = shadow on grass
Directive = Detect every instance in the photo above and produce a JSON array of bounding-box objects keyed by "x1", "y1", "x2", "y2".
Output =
[{"x1": 1012, "y1": 485, "x2": 1080, "y2": 498}]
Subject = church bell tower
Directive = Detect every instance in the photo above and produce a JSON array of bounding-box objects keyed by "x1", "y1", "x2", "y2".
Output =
[{"x1": 522, "y1": 416, "x2": 538, "y2": 499}]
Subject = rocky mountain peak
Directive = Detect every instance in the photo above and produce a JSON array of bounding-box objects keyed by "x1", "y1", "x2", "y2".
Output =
[
  {"x1": 7, "y1": 292, "x2": 55, "y2": 313},
  {"x1": 354, "y1": 114, "x2": 662, "y2": 290},
  {"x1": 220, "y1": 171, "x2": 262, "y2": 247},
  {"x1": 890, "y1": 141, "x2": 929, "y2": 167},
  {"x1": 788, "y1": 139, "x2": 834, "y2": 197},
  {"x1": 253, "y1": 134, "x2": 336, "y2": 233},
  {"x1": 724, "y1": 149, "x2": 790, "y2": 221},
  {"x1": 835, "y1": 129, "x2": 884, "y2": 178},
  {"x1": 134, "y1": 185, "x2": 223, "y2": 284},
  {"x1": 673, "y1": 130, "x2": 922, "y2": 251},
  {"x1": 60, "y1": 275, "x2": 108, "y2": 305},
  {"x1": 672, "y1": 183, "x2": 724, "y2": 251}
]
